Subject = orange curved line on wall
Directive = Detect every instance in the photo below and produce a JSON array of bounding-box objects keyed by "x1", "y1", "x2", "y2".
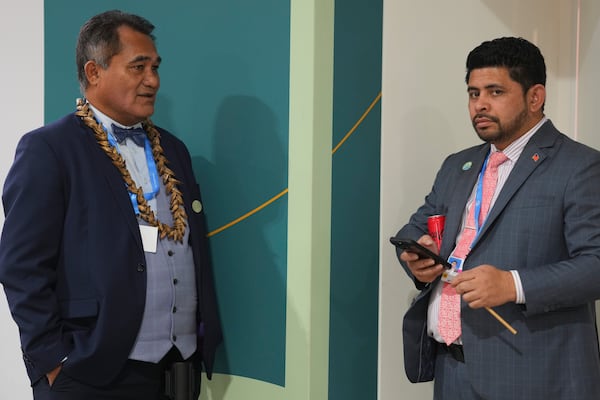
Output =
[{"x1": 206, "y1": 91, "x2": 382, "y2": 237}]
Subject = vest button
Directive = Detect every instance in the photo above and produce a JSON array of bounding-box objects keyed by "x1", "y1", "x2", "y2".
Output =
[{"x1": 137, "y1": 264, "x2": 145, "y2": 272}]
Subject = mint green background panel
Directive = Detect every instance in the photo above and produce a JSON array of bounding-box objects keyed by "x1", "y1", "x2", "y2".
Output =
[
  {"x1": 329, "y1": 0, "x2": 382, "y2": 398},
  {"x1": 45, "y1": 1, "x2": 289, "y2": 386}
]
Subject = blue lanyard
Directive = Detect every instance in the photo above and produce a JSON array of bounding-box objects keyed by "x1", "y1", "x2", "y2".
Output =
[
  {"x1": 472, "y1": 152, "x2": 496, "y2": 244},
  {"x1": 104, "y1": 126, "x2": 160, "y2": 215}
]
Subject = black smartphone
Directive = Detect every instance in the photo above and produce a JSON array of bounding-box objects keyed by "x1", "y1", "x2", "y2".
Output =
[{"x1": 389, "y1": 237, "x2": 451, "y2": 269}]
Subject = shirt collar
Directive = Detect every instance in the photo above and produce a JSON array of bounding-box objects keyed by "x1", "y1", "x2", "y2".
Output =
[{"x1": 86, "y1": 102, "x2": 143, "y2": 135}]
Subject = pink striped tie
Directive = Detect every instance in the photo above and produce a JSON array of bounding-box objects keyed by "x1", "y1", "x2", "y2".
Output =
[{"x1": 438, "y1": 151, "x2": 508, "y2": 345}]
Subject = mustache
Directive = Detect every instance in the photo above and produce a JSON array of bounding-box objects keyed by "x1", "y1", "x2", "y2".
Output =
[{"x1": 472, "y1": 114, "x2": 499, "y2": 124}]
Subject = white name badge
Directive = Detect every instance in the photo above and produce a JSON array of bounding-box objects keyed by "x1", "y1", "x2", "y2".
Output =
[
  {"x1": 442, "y1": 256, "x2": 464, "y2": 283},
  {"x1": 139, "y1": 225, "x2": 158, "y2": 253},
  {"x1": 441, "y1": 266, "x2": 459, "y2": 283}
]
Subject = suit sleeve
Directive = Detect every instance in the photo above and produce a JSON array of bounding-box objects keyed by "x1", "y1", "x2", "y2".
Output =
[
  {"x1": 0, "y1": 132, "x2": 72, "y2": 378},
  {"x1": 519, "y1": 148, "x2": 600, "y2": 315}
]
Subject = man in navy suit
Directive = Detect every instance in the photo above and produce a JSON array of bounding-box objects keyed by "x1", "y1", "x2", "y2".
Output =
[
  {"x1": 394, "y1": 37, "x2": 600, "y2": 399},
  {"x1": 0, "y1": 10, "x2": 222, "y2": 399}
]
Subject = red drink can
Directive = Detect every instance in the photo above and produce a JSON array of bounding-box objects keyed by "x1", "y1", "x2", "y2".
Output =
[{"x1": 427, "y1": 215, "x2": 446, "y2": 250}]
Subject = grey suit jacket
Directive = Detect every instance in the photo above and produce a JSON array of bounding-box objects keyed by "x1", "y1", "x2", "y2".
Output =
[{"x1": 395, "y1": 120, "x2": 600, "y2": 399}]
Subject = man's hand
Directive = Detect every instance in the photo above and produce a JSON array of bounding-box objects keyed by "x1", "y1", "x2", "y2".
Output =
[
  {"x1": 399, "y1": 235, "x2": 444, "y2": 283},
  {"x1": 46, "y1": 364, "x2": 62, "y2": 387},
  {"x1": 450, "y1": 264, "x2": 516, "y2": 308}
]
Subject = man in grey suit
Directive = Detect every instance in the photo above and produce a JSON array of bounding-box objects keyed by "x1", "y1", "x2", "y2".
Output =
[{"x1": 394, "y1": 37, "x2": 600, "y2": 399}]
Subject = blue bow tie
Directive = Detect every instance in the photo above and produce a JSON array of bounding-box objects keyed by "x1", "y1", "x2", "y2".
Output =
[{"x1": 111, "y1": 124, "x2": 147, "y2": 147}]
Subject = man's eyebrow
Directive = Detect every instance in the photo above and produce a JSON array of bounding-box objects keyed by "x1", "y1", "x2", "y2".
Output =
[
  {"x1": 129, "y1": 55, "x2": 162, "y2": 64},
  {"x1": 467, "y1": 83, "x2": 503, "y2": 91}
]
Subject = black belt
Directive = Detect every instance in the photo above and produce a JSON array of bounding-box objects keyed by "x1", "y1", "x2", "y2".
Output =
[
  {"x1": 437, "y1": 342, "x2": 464, "y2": 363},
  {"x1": 127, "y1": 348, "x2": 198, "y2": 399}
]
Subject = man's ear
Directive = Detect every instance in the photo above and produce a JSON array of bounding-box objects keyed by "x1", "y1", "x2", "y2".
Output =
[
  {"x1": 528, "y1": 84, "x2": 546, "y2": 112},
  {"x1": 84, "y1": 60, "x2": 101, "y2": 86}
]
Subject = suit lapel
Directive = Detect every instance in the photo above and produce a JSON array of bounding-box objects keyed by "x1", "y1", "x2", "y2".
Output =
[
  {"x1": 440, "y1": 145, "x2": 490, "y2": 258},
  {"x1": 160, "y1": 136, "x2": 193, "y2": 223}
]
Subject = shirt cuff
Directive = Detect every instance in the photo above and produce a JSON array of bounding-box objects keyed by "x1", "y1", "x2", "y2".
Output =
[{"x1": 510, "y1": 270, "x2": 526, "y2": 304}]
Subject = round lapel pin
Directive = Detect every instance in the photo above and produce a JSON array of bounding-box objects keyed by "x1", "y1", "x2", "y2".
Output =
[
  {"x1": 192, "y1": 200, "x2": 203, "y2": 213},
  {"x1": 462, "y1": 161, "x2": 472, "y2": 171}
]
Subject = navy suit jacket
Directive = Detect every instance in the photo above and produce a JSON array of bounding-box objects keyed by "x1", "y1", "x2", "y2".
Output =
[
  {"x1": 395, "y1": 120, "x2": 600, "y2": 399},
  {"x1": 0, "y1": 113, "x2": 222, "y2": 387}
]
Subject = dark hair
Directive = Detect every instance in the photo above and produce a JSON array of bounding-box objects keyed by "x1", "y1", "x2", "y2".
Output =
[
  {"x1": 76, "y1": 10, "x2": 155, "y2": 93},
  {"x1": 465, "y1": 37, "x2": 546, "y2": 93}
]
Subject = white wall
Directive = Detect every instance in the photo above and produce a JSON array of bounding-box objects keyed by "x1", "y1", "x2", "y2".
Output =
[
  {"x1": 0, "y1": 1, "x2": 44, "y2": 398},
  {"x1": 379, "y1": 1, "x2": 586, "y2": 399},
  {"x1": 576, "y1": 2, "x2": 600, "y2": 148}
]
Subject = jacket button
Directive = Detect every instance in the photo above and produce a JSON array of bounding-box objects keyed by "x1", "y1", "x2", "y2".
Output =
[{"x1": 137, "y1": 264, "x2": 145, "y2": 272}]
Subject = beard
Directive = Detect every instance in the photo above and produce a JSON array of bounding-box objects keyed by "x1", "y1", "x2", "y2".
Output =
[{"x1": 472, "y1": 105, "x2": 529, "y2": 146}]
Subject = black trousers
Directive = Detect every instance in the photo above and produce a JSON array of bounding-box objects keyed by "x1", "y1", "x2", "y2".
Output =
[{"x1": 33, "y1": 348, "x2": 200, "y2": 400}]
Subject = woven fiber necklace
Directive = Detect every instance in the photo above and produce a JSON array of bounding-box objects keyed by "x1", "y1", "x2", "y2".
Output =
[{"x1": 75, "y1": 99, "x2": 187, "y2": 242}]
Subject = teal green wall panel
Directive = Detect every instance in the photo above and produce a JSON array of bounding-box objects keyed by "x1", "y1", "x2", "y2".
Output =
[
  {"x1": 330, "y1": 0, "x2": 382, "y2": 398},
  {"x1": 45, "y1": 1, "x2": 289, "y2": 386}
]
